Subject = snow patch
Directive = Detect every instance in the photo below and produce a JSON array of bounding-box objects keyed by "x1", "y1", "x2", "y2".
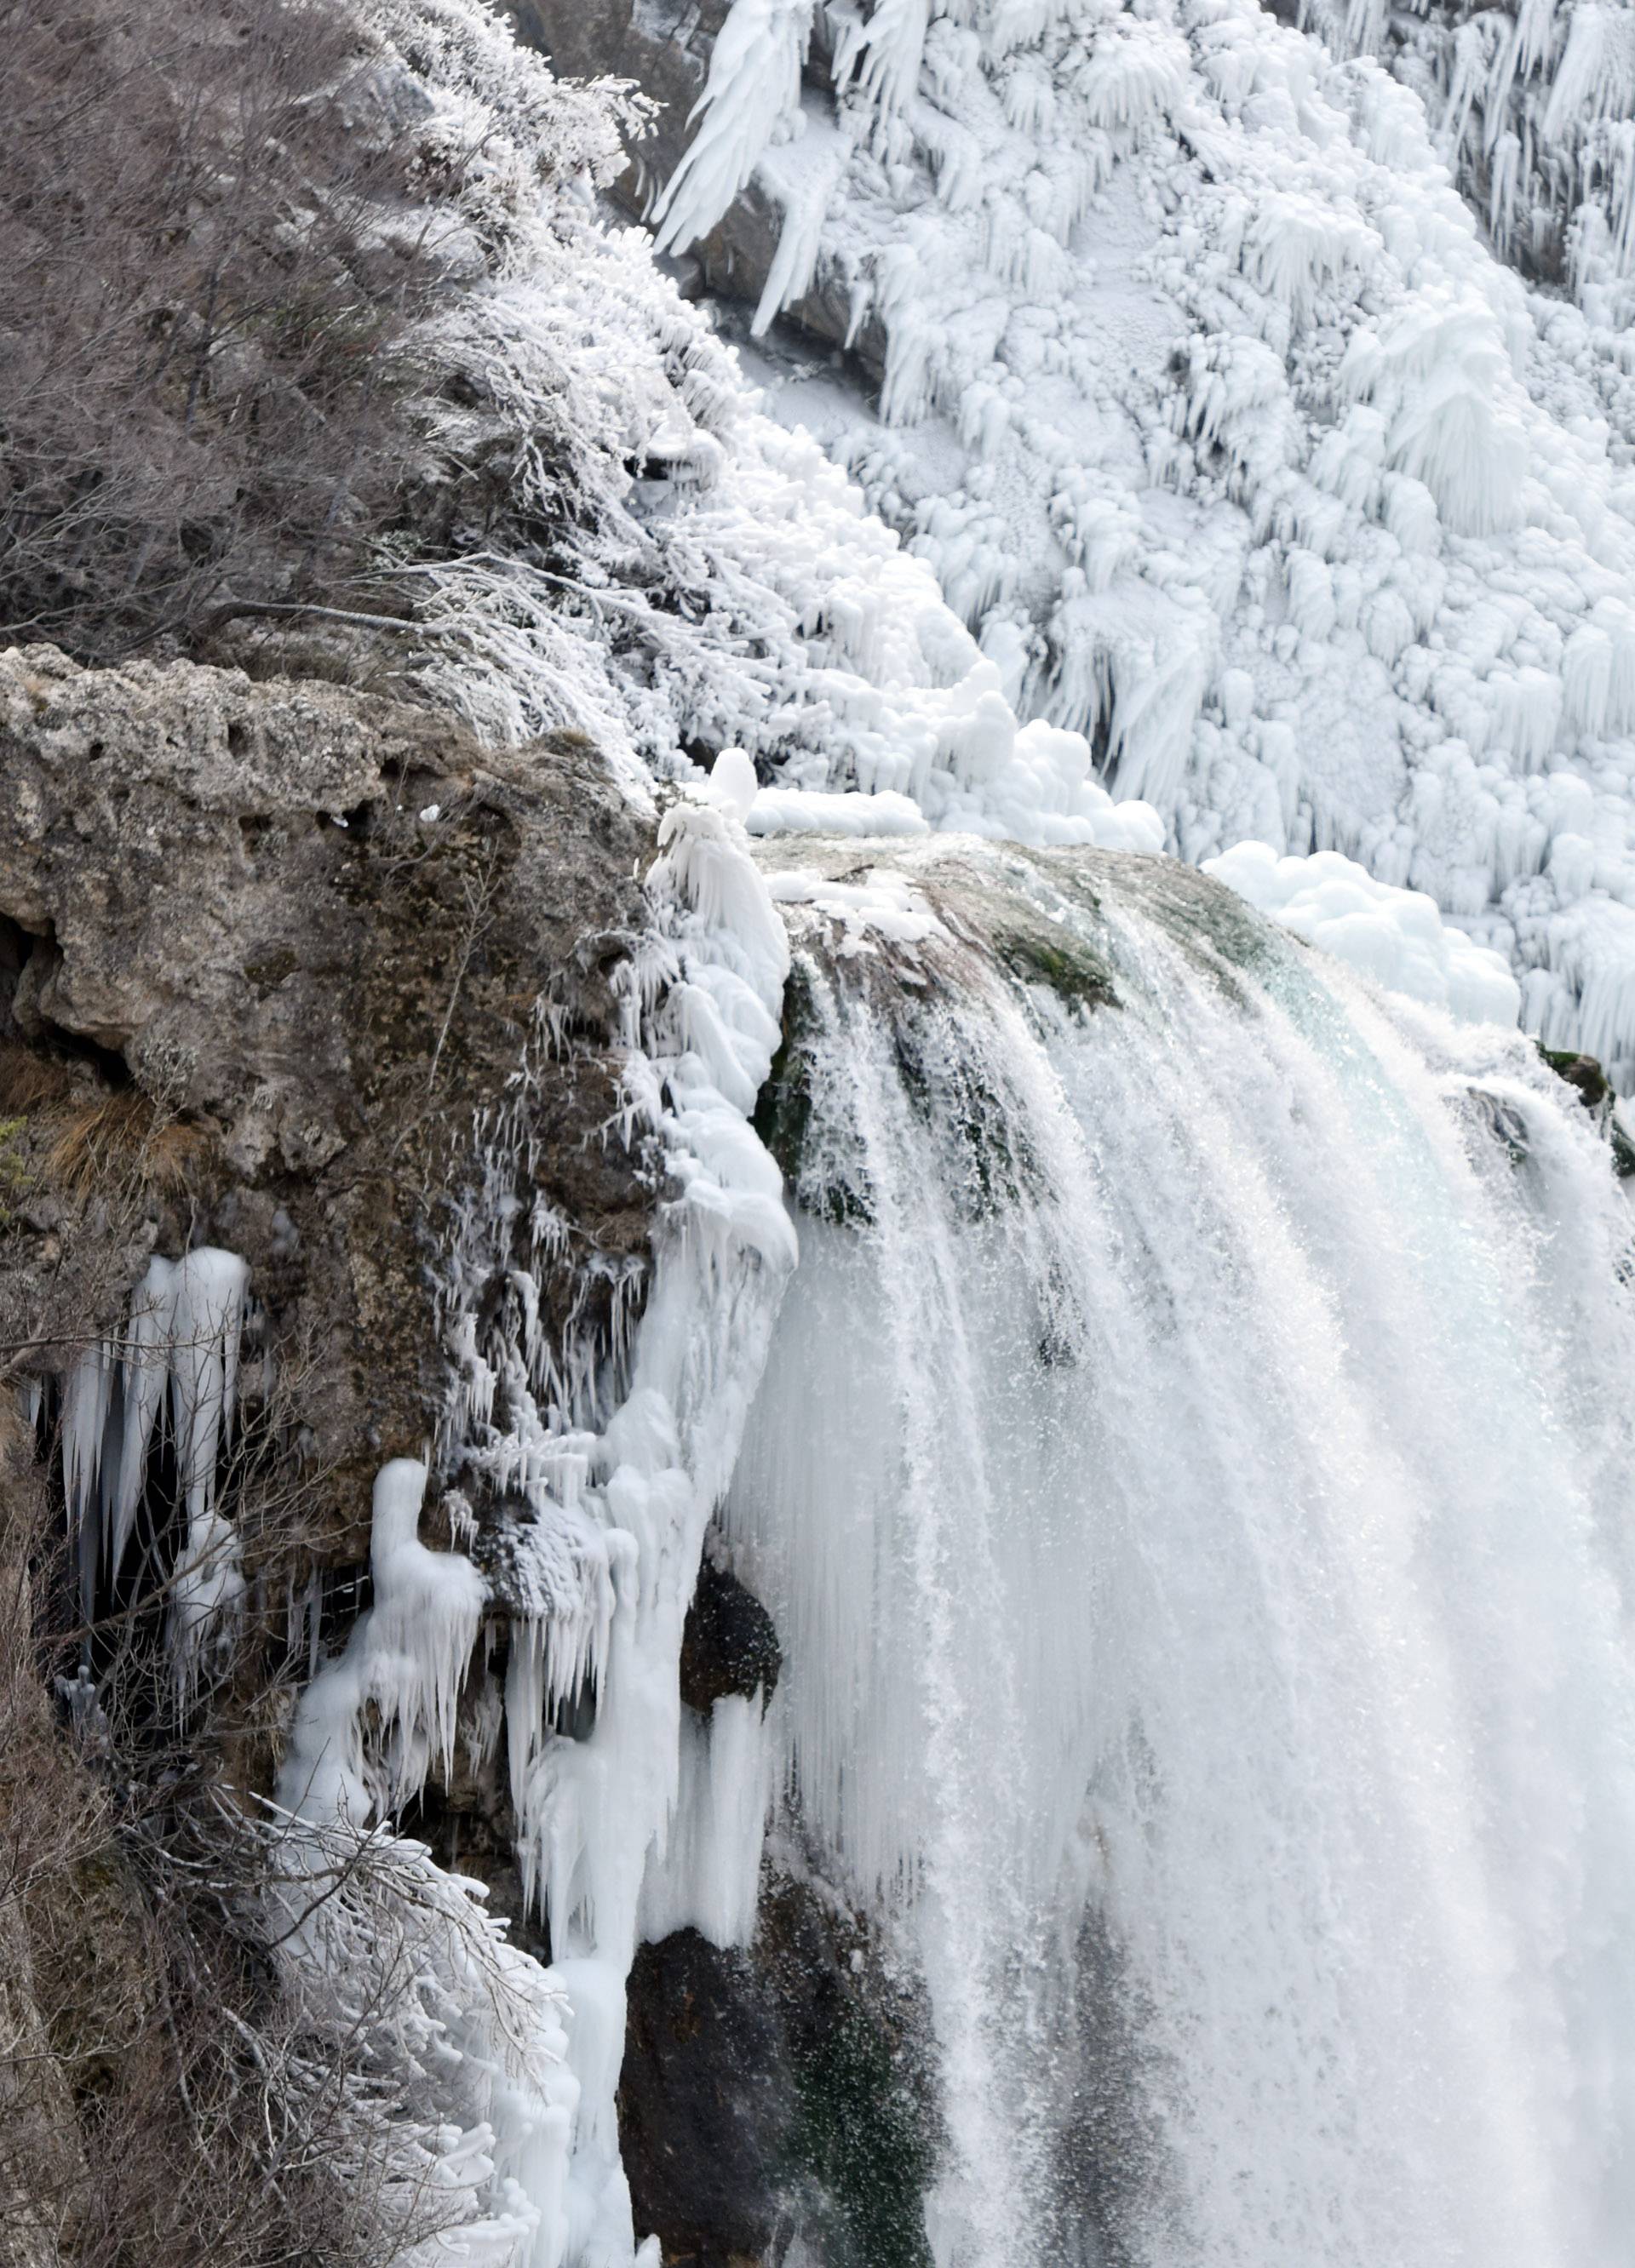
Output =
[{"x1": 1207, "y1": 840, "x2": 1524, "y2": 1025}]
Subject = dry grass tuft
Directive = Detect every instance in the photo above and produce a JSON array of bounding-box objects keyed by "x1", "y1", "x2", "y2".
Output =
[
  {"x1": 43, "y1": 1092, "x2": 210, "y2": 1200},
  {"x1": 0, "y1": 1043, "x2": 77, "y2": 1115}
]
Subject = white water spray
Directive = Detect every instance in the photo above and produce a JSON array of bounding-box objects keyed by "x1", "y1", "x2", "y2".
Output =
[{"x1": 726, "y1": 839, "x2": 1635, "y2": 2267}]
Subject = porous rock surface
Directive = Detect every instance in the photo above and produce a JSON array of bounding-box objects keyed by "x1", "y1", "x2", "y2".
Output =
[{"x1": 0, "y1": 643, "x2": 655, "y2": 1549}]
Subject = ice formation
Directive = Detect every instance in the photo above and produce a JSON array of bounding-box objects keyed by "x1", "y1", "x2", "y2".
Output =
[
  {"x1": 60, "y1": 1247, "x2": 250, "y2": 1694},
  {"x1": 1207, "y1": 839, "x2": 1523, "y2": 1022},
  {"x1": 279, "y1": 1458, "x2": 488, "y2": 1827},
  {"x1": 278, "y1": 758, "x2": 796, "y2": 2262},
  {"x1": 628, "y1": 0, "x2": 1635, "y2": 1079},
  {"x1": 351, "y1": 4, "x2": 1167, "y2": 851},
  {"x1": 274, "y1": 1466, "x2": 588, "y2": 2266},
  {"x1": 1300, "y1": 0, "x2": 1635, "y2": 325},
  {"x1": 489, "y1": 771, "x2": 795, "y2": 2259},
  {"x1": 725, "y1": 838, "x2": 1635, "y2": 2266}
]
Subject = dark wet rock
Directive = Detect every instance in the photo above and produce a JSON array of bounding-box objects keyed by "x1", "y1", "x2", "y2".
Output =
[
  {"x1": 1463, "y1": 1085, "x2": 1533, "y2": 1169},
  {"x1": 1538, "y1": 1045, "x2": 1612, "y2": 1112},
  {"x1": 496, "y1": 0, "x2": 885, "y2": 380},
  {"x1": 1535, "y1": 1042, "x2": 1635, "y2": 1177},
  {"x1": 621, "y1": 1866, "x2": 937, "y2": 2268},
  {"x1": 680, "y1": 1554, "x2": 783, "y2": 1714},
  {"x1": 621, "y1": 1927, "x2": 795, "y2": 2267}
]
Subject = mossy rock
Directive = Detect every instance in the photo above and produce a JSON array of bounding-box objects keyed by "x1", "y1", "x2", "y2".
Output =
[
  {"x1": 892, "y1": 1018, "x2": 1041, "y2": 1223},
  {"x1": 993, "y1": 925, "x2": 1117, "y2": 1014},
  {"x1": 754, "y1": 959, "x2": 875, "y2": 1228},
  {"x1": 753, "y1": 960, "x2": 819, "y2": 1188},
  {"x1": 1537, "y1": 1044, "x2": 1611, "y2": 1112},
  {"x1": 621, "y1": 1869, "x2": 938, "y2": 2268},
  {"x1": 1535, "y1": 1042, "x2": 1635, "y2": 1177}
]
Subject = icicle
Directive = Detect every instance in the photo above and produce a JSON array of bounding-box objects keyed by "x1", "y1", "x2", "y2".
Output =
[
  {"x1": 651, "y1": 0, "x2": 817, "y2": 260},
  {"x1": 278, "y1": 1458, "x2": 486, "y2": 1827},
  {"x1": 58, "y1": 1247, "x2": 251, "y2": 1690}
]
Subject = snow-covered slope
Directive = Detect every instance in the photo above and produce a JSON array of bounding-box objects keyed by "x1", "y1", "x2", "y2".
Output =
[
  {"x1": 616, "y1": 0, "x2": 1635, "y2": 1080},
  {"x1": 357, "y1": 0, "x2": 1163, "y2": 854}
]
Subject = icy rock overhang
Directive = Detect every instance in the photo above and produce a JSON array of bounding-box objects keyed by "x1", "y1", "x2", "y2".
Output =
[{"x1": 748, "y1": 826, "x2": 1279, "y2": 1010}]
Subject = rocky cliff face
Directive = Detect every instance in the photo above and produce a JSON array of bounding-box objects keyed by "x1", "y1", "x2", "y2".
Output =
[
  {"x1": 0, "y1": 643, "x2": 653, "y2": 1533},
  {"x1": 0, "y1": 646, "x2": 652, "y2": 2255},
  {"x1": 0, "y1": 644, "x2": 919, "y2": 2268}
]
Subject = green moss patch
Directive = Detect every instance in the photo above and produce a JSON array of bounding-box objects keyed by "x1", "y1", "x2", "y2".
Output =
[{"x1": 994, "y1": 925, "x2": 1118, "y2": 1014}]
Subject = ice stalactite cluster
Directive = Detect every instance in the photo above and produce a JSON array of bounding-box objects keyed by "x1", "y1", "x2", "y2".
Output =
[
  {"x1": 59, "y1": 1247, "x2": 250, "y2": 1696},
  {"x1": 487, "y1": 759, "x2": 795, "y2": 2259},
  {"x1": 646, "y1": 0, "x2": 1635, "y2": 1078},
  {"x1": 1299, "y1": 0, "x2": 1635, "y2": 325},
  {"x1": 278, "y1": 755, "x2": 797, "y2": 2264},
  {"x1": 355, "y1": 0, "x2": 1635, "y2": 1056},
  {"x1": 280, "y1": 1459, "x2": 488, "y2": 1828},
  {"x1": 725, "y1": 838, "x2": 1635, "y2": 2267}
]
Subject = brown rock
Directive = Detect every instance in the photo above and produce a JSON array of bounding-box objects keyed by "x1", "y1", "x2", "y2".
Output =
[{"x1": 0, "y1": 644, "x2": 659, "y2": 1564}]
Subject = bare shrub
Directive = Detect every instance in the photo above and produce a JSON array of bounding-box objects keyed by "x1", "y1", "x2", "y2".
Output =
[
  {"x1": 0, "y1": 0, "x2": 450, "y2": 661},
  {"x1": 42, "y1": 1092, "x2": 209, "y2": 1200},
  {"x1": 0, "y1": 1370, "x2": 538, "y2": 2268}
]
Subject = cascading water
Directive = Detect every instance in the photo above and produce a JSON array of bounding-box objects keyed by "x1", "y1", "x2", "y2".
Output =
[{"x1": 725, "y1": 837, "x2": 1635, "y2": 2266}]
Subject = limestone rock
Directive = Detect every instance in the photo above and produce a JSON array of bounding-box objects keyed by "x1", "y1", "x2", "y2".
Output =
[{"x1": 0, "y1": 644, "x2": 657, "y2": 1555}]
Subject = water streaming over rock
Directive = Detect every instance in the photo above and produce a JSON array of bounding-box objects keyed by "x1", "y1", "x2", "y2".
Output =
[{"x1": 724, "y1": 839, "x2": 1635, "y2": 2267}]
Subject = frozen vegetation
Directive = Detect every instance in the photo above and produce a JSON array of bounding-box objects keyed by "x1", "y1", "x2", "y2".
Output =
[
  {"x1": 358, "y1": 0, "x2": 1590, "y2": 1045},
  {"x1": 352, "y1": 0, "x2": 1165, "y2": 860}
]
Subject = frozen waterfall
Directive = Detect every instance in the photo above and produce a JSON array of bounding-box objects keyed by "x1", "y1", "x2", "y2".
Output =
[
  {"x1": 628, "y1": 0, "x2": 1635, "y2": 1078},
  {"x1": 720, "y1": 835, "x2": 1635, "y2": 2267}
]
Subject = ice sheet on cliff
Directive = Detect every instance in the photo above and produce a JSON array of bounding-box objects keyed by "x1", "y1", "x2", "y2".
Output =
[{"x1": 634, "y1": 0, "x2": 1635, "y2": 1079}]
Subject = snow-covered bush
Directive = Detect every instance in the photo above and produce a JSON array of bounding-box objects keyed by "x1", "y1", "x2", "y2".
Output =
[{"x1": 0, "y1": 1419, "x2": 565, "y2": 2268}]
